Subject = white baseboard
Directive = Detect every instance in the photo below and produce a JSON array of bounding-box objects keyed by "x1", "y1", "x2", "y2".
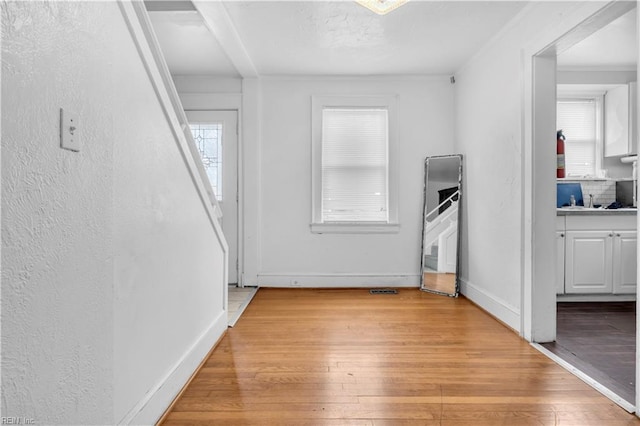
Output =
[
  {"x1": 557, "y1": 294, "x2": 636, "y2": 302},
  {"x1": 459, "y1": 278, "x2": 521, "y2": 332},
  {"x1": 258, "y1": 273, "x2": 420, "y2": 288},
  {"x1": 120, "y1": 311, "x2": 228, "y2": 425}
]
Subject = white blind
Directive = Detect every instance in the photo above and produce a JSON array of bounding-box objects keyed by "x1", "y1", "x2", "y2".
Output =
[
  {"x1": 557, "y1": 99, "x2": 597, "y2": 177},
  {"x1": 321, "y1": 108, "x2": 389, "y2": 222}
]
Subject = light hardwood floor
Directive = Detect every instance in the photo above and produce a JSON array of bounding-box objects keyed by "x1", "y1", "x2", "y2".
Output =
[{"x1": 160, "y1": 288, "x2": 640, "y2": 425}]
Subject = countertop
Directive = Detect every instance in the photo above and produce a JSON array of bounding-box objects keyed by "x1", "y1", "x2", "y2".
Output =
[{"x1": 557, "y1": 207, "x2": 637, "y2": 216}]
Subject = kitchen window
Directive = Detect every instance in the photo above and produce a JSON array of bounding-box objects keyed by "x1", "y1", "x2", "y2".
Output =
[
  {"x1": 311, "y1": 95, "x2": 399, "y2": 233},
  {"x1": 556, "y1": 95, "x2": 603, "y2": 178}
]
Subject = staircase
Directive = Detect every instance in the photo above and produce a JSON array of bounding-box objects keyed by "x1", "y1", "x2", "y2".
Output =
[
  {"x1": 423, "y1": 191, "x2": 459, "y2": 273},
  {"x1": 423, "y1": 244, "x2": 439, "y2": 271}
]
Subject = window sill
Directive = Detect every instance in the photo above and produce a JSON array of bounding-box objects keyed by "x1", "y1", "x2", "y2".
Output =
[{"x1": 310, "y1": 222, "x2": 400, "y2": 234}]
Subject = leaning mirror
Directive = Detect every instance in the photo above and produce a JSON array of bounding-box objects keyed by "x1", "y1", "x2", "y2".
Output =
[{"x1": 420, "y1": 155, "x2": 462, "y2": 297}]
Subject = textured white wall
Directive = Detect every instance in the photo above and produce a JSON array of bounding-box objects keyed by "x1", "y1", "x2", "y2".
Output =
[
  {"x1": 258, "y1": 77, "x2": 454, "y2": 285},
  {"x1": 2, "y1": 2, "x2": 115, "y2": 423},
  {"x1": 454, "y1": 1, "x2": 611, "y2": 331},
  {"x1": 2, "y1": 2, "x2": 227, "y2": 424}
]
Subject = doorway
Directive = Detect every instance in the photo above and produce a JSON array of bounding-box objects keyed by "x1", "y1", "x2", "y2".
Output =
[
  {"x1": 186, "y1": 110, "x2": 239, "y2": 284},
  {"x1": 529, "y1": 1, "x2": 638, "y2": 412}
]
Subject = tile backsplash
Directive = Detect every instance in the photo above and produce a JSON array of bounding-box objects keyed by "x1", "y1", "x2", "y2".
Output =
[{"x1": 562, "y1": 179, "x2": 616, "y2": 206}]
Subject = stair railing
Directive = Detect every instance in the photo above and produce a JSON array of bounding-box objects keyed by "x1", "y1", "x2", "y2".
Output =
[{"x1": 423, "y1": 190, "x2": 459, "y2": 251}]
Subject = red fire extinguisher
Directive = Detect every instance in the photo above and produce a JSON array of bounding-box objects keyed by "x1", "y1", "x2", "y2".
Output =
[{"x1": 557, "y1": 129, "x2": 565, "y2": 179}]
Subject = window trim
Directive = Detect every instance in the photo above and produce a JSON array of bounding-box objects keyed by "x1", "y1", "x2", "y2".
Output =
[{"x1": 311, "y1": 95, "x2": 399, "y2": 234}]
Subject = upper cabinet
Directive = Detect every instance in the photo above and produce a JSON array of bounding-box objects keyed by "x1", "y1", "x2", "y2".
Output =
[
  {"x1": 630, "y1": 81, "x2": 637, "y2": 157},
  {"x1": 604, "y1": 82, "x2": 637, "y2": 157}
]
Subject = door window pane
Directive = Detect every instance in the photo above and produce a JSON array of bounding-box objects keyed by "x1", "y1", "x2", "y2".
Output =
[{"x1": 189, "y1": 123, "x2": 223, "y2": 201}]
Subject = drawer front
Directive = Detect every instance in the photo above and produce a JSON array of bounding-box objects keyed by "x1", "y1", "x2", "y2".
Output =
[{"x1": 566, "y1": 215, "x2": 637, "y2": 231}]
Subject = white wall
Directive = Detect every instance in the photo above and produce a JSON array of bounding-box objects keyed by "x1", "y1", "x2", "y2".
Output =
[
  {"x1": 258, "y1": 77, "x2": 455, "y2": 287},
  {"x1": 2, "y1": 2, "x2": 115, "y2": 423},
  {"x1": 557, "y1": 70, "x2": 637, "y2": 85},
  {"x1": 2, "y1": 2, "x2": 227, "y2": 424},
  {"x1": 112, "y1": 5, "x2": 227, "y2": 423},
  {"x1": 173, "y1": 75, "x2": 242, "y2": 93},
  {"x1": 454, "y1": 1, "x2": 612, "y2": 333}
]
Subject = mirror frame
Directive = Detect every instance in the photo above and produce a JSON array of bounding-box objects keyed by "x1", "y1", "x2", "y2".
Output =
[{"x1": 420, "y1": 154, "x2": 463, "y2": 297}]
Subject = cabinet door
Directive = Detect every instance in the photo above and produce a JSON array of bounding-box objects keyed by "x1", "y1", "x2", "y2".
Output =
[
  {"x1": 629, "y1": 82, "x2": 637, "y2": 155},
  {"x1": 605, "y1": 85, "x2": 630, "y2": 157},
  {"x1": 565, "y1": 231, "x2": 613, "y2": 293},
  {"x1": 613, "y1": 231, "x2": 637, "y2": 294},
  {"x1": 556, "y1": 231, "x2": 565, "y2": 294}
]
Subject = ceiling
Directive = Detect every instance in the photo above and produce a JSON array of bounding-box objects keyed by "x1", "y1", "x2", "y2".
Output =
[
  {"x1": 148, "y1": 1, "x2": 637, "y2": 77},
  {"x1": 148, "y1": 10, "x2": 239, "y2": 76},
  {"x1": 218, "y1": 1, "x2": 528, "y2": 76},
  {"x1": 147, "y1": 0, "x2": 529, "y2": 77},
  {"x1": 557, "y1": 7, "x2": 637, "y2": 70}
]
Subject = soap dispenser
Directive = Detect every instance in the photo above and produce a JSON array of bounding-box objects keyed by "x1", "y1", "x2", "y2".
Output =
[{"x1": 570, "y1": 194, "x2": 576, "y2": 207}]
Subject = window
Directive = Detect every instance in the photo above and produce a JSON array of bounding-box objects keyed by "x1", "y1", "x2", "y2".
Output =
[
  {"x1": 556, "y1": 96, "x2": 603, "y2": 178},
  {"x1": 311, "y1": 96, "x2": 399, "y2": 233},
  {"x1": 189, "y1": 123, "x2": 223, "y2": 201}
]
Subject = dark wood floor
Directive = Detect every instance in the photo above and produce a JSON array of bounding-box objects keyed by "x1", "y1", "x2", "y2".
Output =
[
  {"x1": 541, "y1": 302, "x2": 636, "y2": 405},
  {"x1": 160, "y1": 289, "x2": 640, "y2": 425}
]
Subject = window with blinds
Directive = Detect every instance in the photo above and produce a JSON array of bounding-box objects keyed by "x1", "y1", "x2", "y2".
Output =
[
  {"x1": 321, "y1": 108, "x2": 389, "y2": 222},
  {"x1": 557, "y1": 98, "x2": 601, "y2": 177}
]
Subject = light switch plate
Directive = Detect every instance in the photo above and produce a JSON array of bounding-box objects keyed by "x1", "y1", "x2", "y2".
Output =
[{"x1": 60, "y1": 108, "x2": 80, "y2": 152}]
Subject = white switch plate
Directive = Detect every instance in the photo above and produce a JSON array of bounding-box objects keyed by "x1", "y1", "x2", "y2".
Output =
[{"x1": 60, "y1": 108, "x2": 80, "y2": 152}]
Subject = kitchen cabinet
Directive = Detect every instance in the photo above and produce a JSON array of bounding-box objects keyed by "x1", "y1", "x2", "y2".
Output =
[
  {"x1": 630, "y1": 81, "x2": 637, "y2": 156},
  {"x1": 556, "y1": 231, "x2": 565, "y2": 295},
  {"x1": 612, "y1": 230, "x2": 637, "y2": 294},
  {"x1": 565, "y1": 230, "x2": 612, "y2": 293},
  {"x1": 605, "y1": 83, "x2": 637, "y2": 157},
  {"x1": 560, "y1": 214, "x2": 637, "y2": 295}
]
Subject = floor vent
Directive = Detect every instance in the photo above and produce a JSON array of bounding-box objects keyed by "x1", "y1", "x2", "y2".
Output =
[{"x1": 369, "y1": 288, "x2": 398, "y2": 295}]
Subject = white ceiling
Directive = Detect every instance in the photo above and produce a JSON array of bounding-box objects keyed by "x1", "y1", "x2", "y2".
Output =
[
  {"x1": 219, "y1": 1, "x2": 528, "y2": 76},
  {"x1": 148, "y1": 10, "x2": 240, "y2": 76},
  {"x1": 557, "y1": 7, "x2": 637, "y2": 70},
  {"x1": 147, "y1": 1, "x2": 639, "y2": 77},
  {"x1": 147, "y1": 0, "x2": 529, "y2": 77}
]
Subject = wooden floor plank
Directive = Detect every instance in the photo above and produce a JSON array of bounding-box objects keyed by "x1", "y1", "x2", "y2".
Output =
[{"x1": 158, "y1": 288, "x2": 639, "y2": 425}]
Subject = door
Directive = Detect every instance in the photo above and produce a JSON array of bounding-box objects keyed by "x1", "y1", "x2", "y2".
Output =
[
  {"x1": 613, "y1": 231, "x2": 637, "y2": 294},
  {"x1": 186, "y1": 110, "x2": 239, "y2": 284},
  {"x1": 565, "y1": 230, "x2": 612, "y2": 294}
]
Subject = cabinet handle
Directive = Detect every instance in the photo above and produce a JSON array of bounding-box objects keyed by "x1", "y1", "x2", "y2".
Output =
[
  {"x1": 616, "y1": 233, "x2": 621, "y2": 237},
  {"x1": 560, "y1": 233, "x2": 564, "y2": 237},
  {"x1": 609, "y1": 233, "x2": 614, "y2": 237}
]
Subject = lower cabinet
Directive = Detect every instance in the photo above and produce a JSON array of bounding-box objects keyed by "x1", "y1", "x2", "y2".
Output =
[
  {"x1": 560, "y1": 215, "x2": 637, "y2": 295},
  {"x1": 565, "y1": 231, "x2": 612, "y2": 294},
  {"x1": 556, "y1": 231, "x2": 565, "y2": 295},
  {"x1": 613, "y1": 231, "x2": 637, "y2": 294}
]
